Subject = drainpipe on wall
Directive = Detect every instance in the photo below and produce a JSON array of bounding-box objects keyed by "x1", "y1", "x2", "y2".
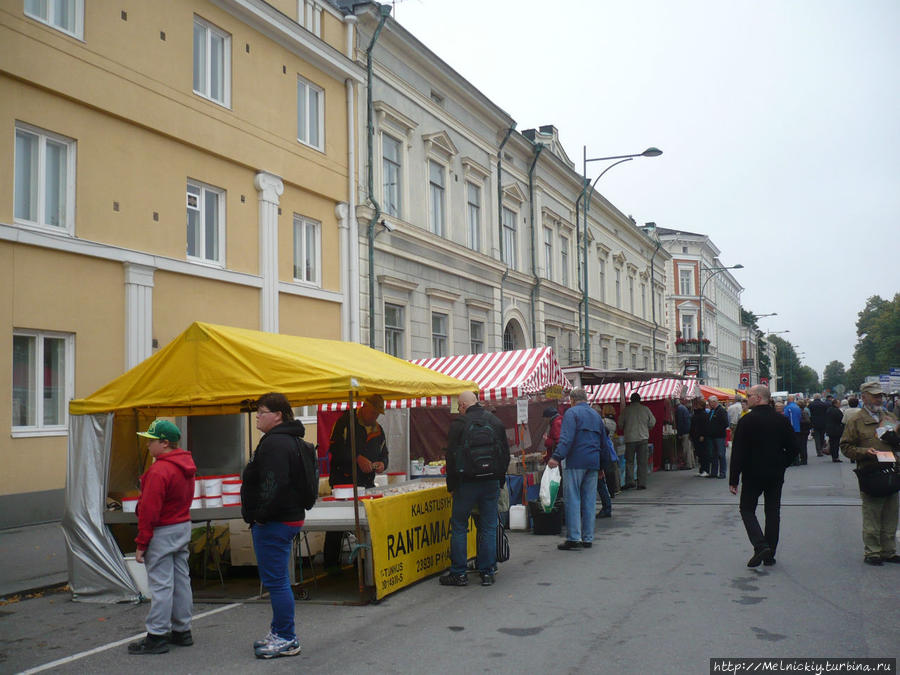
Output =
[
  {"x1": 527, "y1": 143, "x2": 544, "y2": 346},
  {"x1": 497, "y1": 126, "x2": 515, "y2": 348},
  {"x1": 648, "y1": 229, "x2": 662, "y2": 370},
  {"x1": 366, "y1": 4, "x2": 392, "y2": 349},
  {"x1": 574, "y1": 187, "x2": 586, "y2": 360},
  {"x1": 344, "y1": 15, "x2": 359, "y2": 342}
]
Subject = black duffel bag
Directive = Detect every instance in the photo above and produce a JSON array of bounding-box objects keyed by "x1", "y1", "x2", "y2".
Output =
[{"x1": 854, "y1": 459, "x2": 900, "y2": 498}]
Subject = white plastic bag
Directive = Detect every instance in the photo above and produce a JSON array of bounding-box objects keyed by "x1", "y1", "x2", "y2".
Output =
[{"x1": 539, "y1": 466, "x2": 561, "y2": 513}]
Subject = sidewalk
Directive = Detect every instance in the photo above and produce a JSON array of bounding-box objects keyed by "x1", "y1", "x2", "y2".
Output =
[{"x1": 0, "y1": 521, "x2": 68, "y2": 599}]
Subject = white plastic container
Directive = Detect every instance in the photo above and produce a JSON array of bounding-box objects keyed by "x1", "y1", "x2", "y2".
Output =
[
  {"x1": 193, "y1": 481, "x2": 202, "y2": 498},
  {"x1": 509, "y1": 504, "x2": 528, "y2": 531},
  {"x1": 122, "y1": 497, "x2": 138, "y2": 513},
  {"x1": 332, "y1": 484, "x2": 355, "y2": 499},
  {"x1": 203, "y1": 494, "x2": 222, "y2": 508},
  {"x1": 124, "y1": 555, "x2": 150, "y2": 598},
  {"x1": 200, "y1": 475, "x2": 223, "y2": 497},
  {"x1": 190, "y1": 496, "x2": 202, "y2": 510},
  {"x1": 222, "y1": 493, "x2": 241, "y2": 506},
  {"x1": 373, "y1": 474, "x2": 388, "y2": 487}
]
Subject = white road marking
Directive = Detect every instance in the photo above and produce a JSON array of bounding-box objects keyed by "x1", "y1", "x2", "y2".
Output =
[{"x1": 19, "y1": 601, "x2": 247, "y2": 674}]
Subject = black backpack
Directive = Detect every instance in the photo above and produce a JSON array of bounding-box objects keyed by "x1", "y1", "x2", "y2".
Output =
[
  {"x1": 293, "y1": 438, "x2": 320, "y2": 510},
  {"x1": 456, "y1": 415, "x2": 504, "y2": 480}
]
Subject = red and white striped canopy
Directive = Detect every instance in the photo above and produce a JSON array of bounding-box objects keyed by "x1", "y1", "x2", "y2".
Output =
[
  {"x1": 587, "y1": 377, "x2": 698, "y2": 404},
  {"x1": 320, "y1": 347, "x2": 570, "y2": 411}
]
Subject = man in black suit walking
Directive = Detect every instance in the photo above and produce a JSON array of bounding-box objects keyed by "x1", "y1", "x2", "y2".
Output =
[{"x1": 729, "y1": 385, "x2": 799, "y2": 567}]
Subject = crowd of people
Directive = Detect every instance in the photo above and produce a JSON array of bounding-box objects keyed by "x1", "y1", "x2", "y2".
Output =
[{"x1": 124, "y1": 382, "x2": 898, "y2": 661}]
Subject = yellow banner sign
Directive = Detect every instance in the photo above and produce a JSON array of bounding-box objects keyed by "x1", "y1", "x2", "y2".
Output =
[{"x1": 363, "y1": 485, "x2": 476, "y2": 599}]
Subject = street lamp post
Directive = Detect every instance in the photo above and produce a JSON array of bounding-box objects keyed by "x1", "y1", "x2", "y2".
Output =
[
  {"x1": 581, "y1": 146, "x2": 662, "y2": 365},
  {"x1": 697, "y1": 263, "x2": 743, "y2": 384},
  {"x1": 741, "y1": 311, "x2": 777, "y2": 385}
]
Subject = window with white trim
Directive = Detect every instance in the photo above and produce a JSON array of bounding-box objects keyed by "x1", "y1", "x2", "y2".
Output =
[
  {"x1": 560, "y1": 235, "x2": 569, "y2": 286},
  {"x1": 679, "y1": 268, "x2": 693, "y2": 295},
  {"x1": 12, "y1": 330, "x2": 73, "y2": 433},
  {"x1": 629, "y1": 275, "x2": 635, "y2": 314},
  {"x1": 617, "y1": 350, "x2": 624, "y2": 368},
  {"x1": 428, "y1": 160, "x2": 445, "y2": 236},
  {"x1": 297, "y1": 76, "x2": 324, "y2": 150},
  {"x1": 299, "y1": 0, "x2": 322, "y2": 37},
  {"x1": 543, "y1": 227, "x2": 553, "y2": 279},
  {"x1": 470, "y1": 320, "x2": 484, "y2": 354},
  {"x1": 598, "y1": 258, "x2": 606, "y2": 303},
  {"x1": 466, "y1": 182, "x2": 481, "y2": 251},
  {"x1": 602, "y1": 347, "x2": 609, "y2": 369},
  {"x1": 502, "y1": 206, "x2": 517, "y2": 269},
  {"x1": 384, "y1": 303, "x2": 405, "y2": 358},
  {"x1": 193, "y1": 16, "x2": 231, "y2": 107},
  {"x1": 14, "y1": 123, "x2": 76, "y2": 233},
  {"x1": 186, "y1": 180, "x2": 225, "y2": 264},
  {"x1": 24, "y1": 0, "x2": 83, "y2": 39},
  {"x1": 293, "y1": 215, "x2": 321, "y2": 285},
  {"x1": 681, "y1": 313, "x2": 695, "y2": 340},
  {"x1": 432, "y1": 312, "x2": 448, "y2": 357},
  {"x1": 382, "y1": 134, "x2": 401, "y2": 218},
  {"x1": 631, "y1": 352, "x2": 637, "y2": 369},
  {"x1": 547, "y1": 334, "x2": 557, "y2": 353},
  {"x1": 615, "y1": 268, "x2": 622, "y2": 308},
  {"x1": 641, "y1": 282, "x2": 647, "y2": 319}
]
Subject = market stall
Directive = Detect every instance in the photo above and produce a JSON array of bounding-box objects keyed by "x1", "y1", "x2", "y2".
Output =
[{"x1": 62, "y1": 321, "x2": 477, "y2": 603}]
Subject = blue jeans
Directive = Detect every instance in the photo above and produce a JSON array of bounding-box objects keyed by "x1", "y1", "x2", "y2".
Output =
[
  {"x1": 252, "y1": 522, "x2": 300, "y2": 640},
  {"x1": 708, "y1": 437, "x2": 727, "y2": 477},
  {"x1": 449, "y1": 480, "x2": 499, "y2": 575},
  {"x1": 564, "y1": 468, "x2": 598, "y2": 543}
]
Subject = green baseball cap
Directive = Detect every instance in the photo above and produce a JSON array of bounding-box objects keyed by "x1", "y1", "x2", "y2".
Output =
[{"x1": 137, "y1": 419, "x2": 181, "y2": 444}]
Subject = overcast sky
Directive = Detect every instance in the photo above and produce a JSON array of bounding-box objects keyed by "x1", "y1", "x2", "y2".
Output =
[{"x1": 391, "y1": 0, "x2": 900, "y2": 378}]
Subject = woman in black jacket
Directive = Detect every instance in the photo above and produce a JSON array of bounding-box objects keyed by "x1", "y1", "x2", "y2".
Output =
[
  {"x1": 824, "y1": 399, "x2": 844, "y2": 463},
  {"x1": 690, "y1": 399, "x2": 711, "y2": 477},
  {"x1": 241, "y1": 392, "x2": 306, "y2": 660}
]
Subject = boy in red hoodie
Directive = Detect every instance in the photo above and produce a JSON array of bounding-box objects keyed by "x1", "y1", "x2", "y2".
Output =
[{"x1": 128, "y1": 419, "x2": 197, "y2": 655}]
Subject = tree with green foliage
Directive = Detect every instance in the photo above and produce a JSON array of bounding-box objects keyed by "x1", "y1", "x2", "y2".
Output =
[
  {"x1": 768, "y1": 335, "x2": 819, "y2": 393},
  {"x1": 741, "y1": 308, "x2": 771, "y2": 379},
  {"x1": 846, "y1": 294, "x2": 900, "y2": 390},
  {"x1": 822, "y1": 360, "x2": 847, "y2": 392}
]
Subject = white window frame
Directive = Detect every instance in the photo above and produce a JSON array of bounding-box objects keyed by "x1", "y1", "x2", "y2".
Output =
[
  {"x1": 543, "y1": 227, "x2": 553, "y2": 280},
  {"x1": 597, "y1": 257, "x2": 607, "y2": 303},
  {"x1": 615, "y1": 268, "x2": 622, "y2": 308},
  {"x1": 384, "y1": 301, "x2": 406, "y2": 358},
  {"x1": 299, "y1": 0, "x2": 323, "y2": 37},
  {"x1": 14, "y1": 122, "x2": 76, "y2": 234},
  {"x1": 427, "y1": 159, "x2": 446, "y2": 237},
  {"x1": 469, "y1": 319, "x2": 484, "y2": 354},
  {"x1": 431, "y1": 311, "x2": 449, "y2": 358},
  {"x1": 12, "y1": 329, "x2": 74, "y2": 437},
  {"x1": 24, "y1": 0, "x2": 84, "y2": 39},
  {"x1": 292, "y1": 214, "x2": 321, "y2": 286},
  {"x1": 679, "y1": 267, "x2": 693, "y2": 296},
  {"x1": 602, "y1": 346, "x2": 609, "y2": 369},
  {"x1": 297, "y1": 75, "x2": 324, "y2": 151},
  {"x1": 192, "y1": 16, "x2": 231, "y2": 108},
  {"x1": 382, "y1": 133, "x2": 402, "y2": 218},
  {"x1": 466, "y1": 181, "x2": 481, "y2": 251},
  {"x1": 186, "y1": 179, "x2": 226, "y2": 266},
  {"x1": 628, "y1": 275, "x2": 635, "y2": 314},
  {"x1": 641, "y1": 282, "x2": 647, "y2": 319},
  {"x1": 501, "y1": 206, "x2": 518, "y2": 269},
  {"x1": 560, "y1": 234, "x2": 570, "y2": 286},
  {"x1": 681, "y1": 313, "x2": 695, "y2": 340}
]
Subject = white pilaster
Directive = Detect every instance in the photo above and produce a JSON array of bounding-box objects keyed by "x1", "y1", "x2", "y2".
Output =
[
  {"x1": 254, "y1": 171, "x2": 284, "y2": 333},
  {"x1": 335, "y1": 202, "x2": 350, "y2": 340},
  {"x1": 124, "y1": 262, "x2": 155, "y2": 369}
]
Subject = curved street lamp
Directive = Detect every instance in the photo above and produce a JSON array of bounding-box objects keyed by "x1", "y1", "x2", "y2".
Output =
[
  {"x1": 580, "y1": 147, "x2": 662, "y2": 365},
  {"x1": 697, "y1": 263, "x2": 743, "y2": 384}
]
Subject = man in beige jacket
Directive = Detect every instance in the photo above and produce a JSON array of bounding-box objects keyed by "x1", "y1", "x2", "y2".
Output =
[{"x1": 619, "y1": 391, "x2": 657, "y2": 490}]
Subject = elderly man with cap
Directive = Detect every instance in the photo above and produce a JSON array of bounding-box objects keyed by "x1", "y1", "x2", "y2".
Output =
[
  {"x1": 324, "y1": 394, "x2": 388, "y2": 572},
  {"x1": 840, "y1": 381, "x2": 900, "y2": 566},
  {"x1": 129, "y1": 419, "x2": 196, "y2": 655}
]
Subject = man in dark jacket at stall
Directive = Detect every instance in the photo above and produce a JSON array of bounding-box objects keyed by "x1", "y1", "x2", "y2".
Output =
[
  {"x1": 690, "y1": 399, "x2": 710, "y2": 477},
  {"x1": 809, "y1": 393, "x2": 830, "y2": 457},
  {"x1": 707, "y1": 396, "x2": 730, "y2": 479},
  {"x1": 729, "y1": 385, "x2": 799, "y2": 567},
  {"x1": 439, "y1": 391, "x2": 509, "y2": 587},
  {"x1": 324, "y1": 394, "x2": 388, "y2": 571}
]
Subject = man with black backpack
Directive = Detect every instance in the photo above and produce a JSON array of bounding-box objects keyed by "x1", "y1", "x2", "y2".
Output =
[{"x1": 439, "y1": 390, "x2": 510, "y2": 587}]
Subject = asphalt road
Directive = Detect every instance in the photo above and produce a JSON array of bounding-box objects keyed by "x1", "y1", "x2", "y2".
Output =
[{"x1": 3, "y1": 446, "x2": 898, "y2": 674}]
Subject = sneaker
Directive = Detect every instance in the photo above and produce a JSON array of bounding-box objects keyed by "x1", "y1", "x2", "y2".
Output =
[
  {"x1": 170, "y1": 630, "x2": 193, "y2": 647},
  {"x1": 557, "y1": 540, "x2": 582, "y2": 551},
  {"x1": 864, "y1": 557, "x2": 884, "y2": 566},
  {"x1": 581, "y1": 542, "x2": 593, "y2": 549},
  {"x1": 255, "y1": 635, "x2": 301, "y2": 659},
  {"x1": 128, "y1": 633, "x2": 169, "y2": 655},
  {"x1": 698, "y1": 471, "x2": 709, "y2": 477},
  {"x1": 480, "y1": 572, "x2": 494, "y2": 586},
  {"x1": 253, "y1": 631, "x2": 276, "y2": 649},
  {"x1": 438, "y1": 572, "x2": 468, "y2": 586}
]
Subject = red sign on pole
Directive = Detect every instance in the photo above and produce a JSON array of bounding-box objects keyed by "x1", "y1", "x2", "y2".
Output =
[
  {"x1": 760, "y1": 377, "x2": 769, "y2": 386},
  {"x1": 739, "y1": 372, "x2": 750, "y2": 389}
]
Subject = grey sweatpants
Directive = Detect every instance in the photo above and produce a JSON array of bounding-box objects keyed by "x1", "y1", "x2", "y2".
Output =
[{"x1": 144, "y1": 521, "x2": 193, "y2": 635}]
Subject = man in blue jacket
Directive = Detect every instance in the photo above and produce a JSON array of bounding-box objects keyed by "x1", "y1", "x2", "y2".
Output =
[
  {"x1": 783, "y1": 395, "x2": 805, "y2": 464},
  {"x1": 548, "y1": 388, "x2": 613, "y2": 550}
]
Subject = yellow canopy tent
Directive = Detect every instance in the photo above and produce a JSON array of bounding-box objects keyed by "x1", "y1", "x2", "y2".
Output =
[
  {"x1": 70, "y1": 321, "x2": 478, "y2": 415},
  {"x1": 63, "y1": 321, "x2": 478, "y2": 603}
]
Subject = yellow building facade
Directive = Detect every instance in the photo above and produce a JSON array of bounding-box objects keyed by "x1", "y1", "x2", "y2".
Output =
[{"x1": 0, "y1": 0, "x2": 363, "y2": 526}]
